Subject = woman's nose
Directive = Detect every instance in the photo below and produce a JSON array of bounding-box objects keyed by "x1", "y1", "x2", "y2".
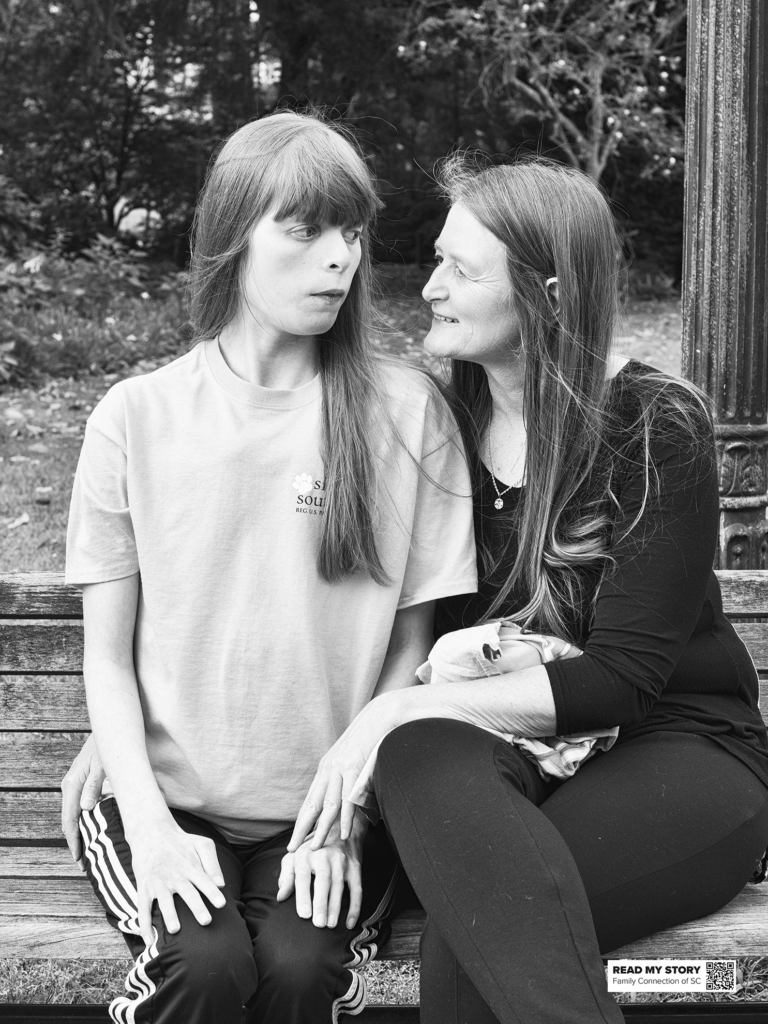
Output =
[
  {"x1": 422, "y1": 265, "x2": 446, "y2": 302},
  {"x1": 324, "y1": 229, "x2": 353, "y2": 271}
]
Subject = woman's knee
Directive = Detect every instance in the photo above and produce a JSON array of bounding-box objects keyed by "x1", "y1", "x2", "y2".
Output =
[
  {"x1": 173, "y1": 911, "x2": 257, "y2": 994},
  {"x1": 375, "y1": 717, "x2": 536, "y2": 806},
  {"x1": 377, "y1": 718, "x2": 486, "y2": 780},
  {"x1": 135, "y1": 910, "x2": 258, "y2": 1022},
  {"x1": 251, "y1": 916, "x2": 348, "y2": 1010}
]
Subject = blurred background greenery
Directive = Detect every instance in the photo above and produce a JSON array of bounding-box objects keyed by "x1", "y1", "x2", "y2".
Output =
[{"x1": 0, "y1": 0, "x2": 686, "y2": 385}]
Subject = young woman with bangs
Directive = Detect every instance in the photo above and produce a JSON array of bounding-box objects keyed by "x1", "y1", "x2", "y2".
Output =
[
  {"x1": 59, "y1": 113, "x2": 476, "y2": 1024},
  {"x1": 289, "y1": 158, "x2": 768, "y2": 1023}
]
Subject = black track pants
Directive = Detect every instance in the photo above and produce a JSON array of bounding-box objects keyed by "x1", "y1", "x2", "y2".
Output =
[
  {"x1": 80, "y1": 797, "x2": 398, "y2": 1024},
  {"x1": 374, "y1": 720, "x2": 768, "y2": 1024}
]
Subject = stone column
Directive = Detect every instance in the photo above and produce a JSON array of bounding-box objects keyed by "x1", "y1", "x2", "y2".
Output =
[{"x1": 682, "y1": 0, "x2": 768, "y2": 569}]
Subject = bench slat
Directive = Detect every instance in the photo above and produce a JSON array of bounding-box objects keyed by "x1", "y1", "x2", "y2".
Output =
[
  {"x1": 0, "y1": 848, "x2": 82, "y2": 878},
  {"x1": 0, "y1": 572, "x2": 762, "y2": 619},
  {"x1": 0, "y1": 688, "x2": 765, "y2": 737},
  {"x1": 0, "y1": 676, "x2": 88, "y2": 730},
  {"x1": 378, "y1": 888, "x2": 768, "y2": 960},
  {"x1": 0, "y1": 678, "x2": 765, "y2": 737},
  {"x1": 0, "y1": 573, "x2": 762, "y2": 621},
  {"x1": 0, "y1": 623, "x2": 83, "y2": 673},
  {"x1": 0, "y1": 878, "x2": 104, "y2": 917},
  {"x1": 730, "y1": 623, "x2": 768, "y2": 670},
  {"x1": 0, "y1": 574, "x2": 82, "y2": 618},
  {"x1": 0, "y1": 572, "x2": 762, "y2": 617},
  {"x1": 0, "y1": 682, "x2": 764, "y2": 734},
  {"x1": 0, "y1": 792, "x2": 62, "y2": 840},
  {"x1": 716, "y1": 570, "x2": 768, "y2": 616},
  {"x1": 0, "y1": 733, "x2": 90, "y2": 787},
  {"x1": 0, "y1": 880, "x2": 765, "y2": 959},
  {"x1": 0, "y1": 917, "x2": 128, "y2": 958}
]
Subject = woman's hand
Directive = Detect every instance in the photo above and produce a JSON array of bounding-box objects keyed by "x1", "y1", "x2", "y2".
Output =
[
  {"x1": 277, "y1": 811, "x2": 368, "y2": 929},
  {"x1": 127, "y1": 817, "x2": 227, "y2": 947},
  {"x1": 288, "y1": 693, "x2": 403, "y2": 852},
  {"x1": 60, "y1": 733, "x2": 106, "y2": 870},
  {"x1": 287, "y1": 601, "x2": 435, "y2": 853}
]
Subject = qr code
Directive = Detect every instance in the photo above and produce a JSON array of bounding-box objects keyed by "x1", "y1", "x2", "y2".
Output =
[{"x1": 705, "y1": 960, "x2": 736, "y2": 991}]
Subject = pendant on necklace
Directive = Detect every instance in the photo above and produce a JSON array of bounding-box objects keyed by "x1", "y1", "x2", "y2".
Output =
[{"x1": 494, "y1": 497, "x2": 504, "y2": 510}]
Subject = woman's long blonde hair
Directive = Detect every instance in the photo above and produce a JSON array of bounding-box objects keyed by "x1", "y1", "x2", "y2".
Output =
[
  {"x1": 189, "y1": 111, "x2": 391, "y2": 584},
  {"x1": 440, "y1": 157, "x2": 713, "y2": 641}
]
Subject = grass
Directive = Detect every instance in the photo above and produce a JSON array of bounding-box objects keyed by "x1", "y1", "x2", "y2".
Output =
[
  {"x1": 0, "y1": 957, "x2": 421, "y2": 1006},
  {"x1": 6, "y1": 290, "x2": 190, "y2": 383},
  {"x1": 4, "y1": 269, "x2": 764, "y2": 1008},
  {"x1": 2, "y1": 956, "x2": 767, "y2": 1007}
]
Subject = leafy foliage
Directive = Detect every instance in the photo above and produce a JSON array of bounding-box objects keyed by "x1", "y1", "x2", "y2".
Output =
[
  {"x1": 0, "y1": 0, "x2": 687, "y2": 270},
  {"x1": 400, "y1": 0, "x2": 686, "y2": 180},
  {"x1": 0, "y1": 240, "x2": 188, "y2": 383}
]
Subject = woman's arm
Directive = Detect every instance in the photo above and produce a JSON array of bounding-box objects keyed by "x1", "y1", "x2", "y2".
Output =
[
  {"x1": 288, "y1": 663, "x2": 556, "y2": 849},
  {"x1": 287, "y1": 600, "x2": 435, "y2": 850},
  {"x1": 82, "y1": 576, "x2": 226, "y2": 945},
  {"x1": 545, "y1": 415, "x2": 719, "y2": 733},
  {"x1": 386, "y1": 664, "x2": 556, "y2": 735},
  {"x1": 83, "y1": 576, "x2": 165, "y2": 826},
  {"x1": 372, "y1": 600, "x2": 436, "y2": 697}
]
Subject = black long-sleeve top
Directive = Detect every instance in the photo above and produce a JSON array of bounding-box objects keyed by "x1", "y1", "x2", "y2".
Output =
[{"x1": 435, "y1": 360, "x2": 768, "y2": 788}]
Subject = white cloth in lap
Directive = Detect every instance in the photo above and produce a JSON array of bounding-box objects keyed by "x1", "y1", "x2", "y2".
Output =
[
  {"x1": 350, "y1": 621, "x2": 618, "y2": 812},
  {"x1": 418, "y1": 621, "x2": 619, "y2": 780}
]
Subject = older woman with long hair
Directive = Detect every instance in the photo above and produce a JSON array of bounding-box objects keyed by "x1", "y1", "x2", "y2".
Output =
[{"x1": 290, "y1": 157, "x2": 768, "y2": 1024}]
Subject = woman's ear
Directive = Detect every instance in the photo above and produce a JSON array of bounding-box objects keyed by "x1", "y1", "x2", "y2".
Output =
[{"x1": 545, "y1": 276, "x2": 560, "y2": 307}]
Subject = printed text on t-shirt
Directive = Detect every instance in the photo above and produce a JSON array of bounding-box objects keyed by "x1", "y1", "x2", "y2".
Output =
[{"x1": 292, "y1": 473, "x2": 325, "y2": 515}]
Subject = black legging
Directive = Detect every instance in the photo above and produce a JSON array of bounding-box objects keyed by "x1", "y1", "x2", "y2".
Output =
[{"x1": 374, "y1": 720, "x2": 768, "y2": 1024}]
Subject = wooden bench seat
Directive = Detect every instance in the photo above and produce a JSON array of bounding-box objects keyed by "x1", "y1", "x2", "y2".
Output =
[{"x1": 1, "y1": 571, "x2": 767, "y2": 988}]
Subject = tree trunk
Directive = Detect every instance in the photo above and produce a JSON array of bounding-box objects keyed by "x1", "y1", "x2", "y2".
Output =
[{"x1": 682, "y1": 0, "x2": 768, "y2": 568}]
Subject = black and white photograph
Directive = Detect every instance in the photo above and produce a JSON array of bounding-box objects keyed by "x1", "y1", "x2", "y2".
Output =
[{"x1": 0, "y1": 1, "x2": 767, "y2": 1021}]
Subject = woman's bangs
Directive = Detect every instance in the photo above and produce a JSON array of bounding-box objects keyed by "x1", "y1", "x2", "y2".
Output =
[{"x1": 266, "y1": 141, "x2": 378, "y2": 228}]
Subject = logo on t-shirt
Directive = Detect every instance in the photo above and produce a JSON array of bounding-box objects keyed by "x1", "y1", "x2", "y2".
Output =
[{"x1": 293, "y1": 473, "x2": 326, "y2": 515}]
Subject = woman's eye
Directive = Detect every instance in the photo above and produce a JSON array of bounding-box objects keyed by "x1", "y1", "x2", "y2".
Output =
[
  {"x1": 294, "y1": 225, "x2": 319, "y2": 239},
  {"x1": 432, "y1": 255, "x2": 465, "y2": 278},
  {"x1": 344, "y1": 228, "x2": 362, "y2": 244}
]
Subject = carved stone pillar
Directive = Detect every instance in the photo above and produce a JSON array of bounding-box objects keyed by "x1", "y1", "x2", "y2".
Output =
[{"x1": 682, "y1": 0, "x2": 768, "y2": 569}]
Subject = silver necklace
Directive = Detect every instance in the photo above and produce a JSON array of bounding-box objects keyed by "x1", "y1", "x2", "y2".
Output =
[{"x1": 485, "y1": 430, "x2": 523, "y2": 510}]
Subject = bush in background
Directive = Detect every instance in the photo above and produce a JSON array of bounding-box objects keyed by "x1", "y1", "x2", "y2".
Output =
[{"x1": 0, "y1": 239, "x2": 191, "y2": 385}]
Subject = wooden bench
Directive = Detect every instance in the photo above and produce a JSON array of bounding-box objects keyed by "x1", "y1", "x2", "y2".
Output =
[{"x1": 1, "y1": 570, "x2": 767, "y2": 1023}]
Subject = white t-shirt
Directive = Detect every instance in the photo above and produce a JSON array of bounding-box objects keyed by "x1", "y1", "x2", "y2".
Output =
[{"x1": 66, "y1": 340, "x2": 477, "y2": 841}]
